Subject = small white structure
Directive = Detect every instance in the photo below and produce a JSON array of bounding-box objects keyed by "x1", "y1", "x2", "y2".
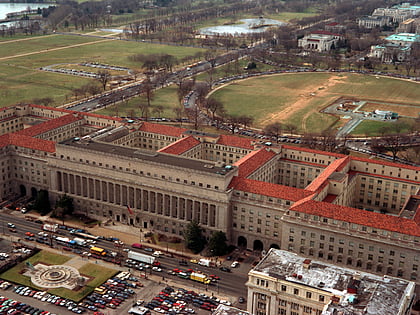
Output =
[{"x1": 298, "y1": 31, "x2": 342, "y2": 52}]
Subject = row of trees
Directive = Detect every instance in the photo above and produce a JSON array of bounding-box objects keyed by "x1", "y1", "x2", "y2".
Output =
[{"x1": 183, "y1": 221, "x2": 228, "y2": 256}]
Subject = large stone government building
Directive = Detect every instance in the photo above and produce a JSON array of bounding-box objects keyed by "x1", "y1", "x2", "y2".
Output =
[{"x1": 0, "y1": 105, "x2": 419, "y2": 291}]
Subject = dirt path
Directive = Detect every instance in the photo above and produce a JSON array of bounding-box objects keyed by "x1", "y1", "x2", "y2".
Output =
[
  {"x1": 260, "y1": 74, "x2": 347, "y2": 128},
  {"x1": 0, "y1": 34, "x2": 57, "y2": 45},
  {"x1": 0, "y1": 38, "x2": 114, "y2": 61}
]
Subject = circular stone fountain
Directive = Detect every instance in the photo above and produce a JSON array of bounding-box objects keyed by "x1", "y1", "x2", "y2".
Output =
[{"x1": 31, "y1": 265, "x2": 81, "y2": 289}]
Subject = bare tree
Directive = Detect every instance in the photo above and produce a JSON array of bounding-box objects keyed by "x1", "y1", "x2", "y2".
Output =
[
  {"x1": 284, "y1": 123, "x2": 298, "y2": 136},
  {"x1": 97, "y1": 70, "x2": 111, "y2": 91},
  {"x1": 173, "y1": 106, "x2": 184, "y2": 125},
  {"x1": 152, "y1": 105, "x2": 164, "y2": 118},
  {"x1": 205, "y1": 98, "x2": 224, "y2": 120},
  {"x1": 142, "y1": 77, "x2": 154, "y2": 109},
  {"x1": 263, "y1": 122, "x2": 282, "y2": 142},
  {"x1": 138, "y1": 102, "x2": 150, "y2": 121},
  {"x1": 226, "y1": 115, "x2": 242, "y2": 134},
  {"x1": 33, "y1": 97, "x2": 54, "y2": 106},
  {"x1": 186, "y1": 106, "x2": 201, "y2": 130}
]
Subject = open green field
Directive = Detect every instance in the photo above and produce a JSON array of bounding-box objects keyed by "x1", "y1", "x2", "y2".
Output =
[
  {"x1": 0, "y1": 34, "x2": 204, "y2": 107},
  {"x1": 351, "y1": 117, "x2": 415, "y2": 136},
  {"x1": 0, "y1": 250, "x2": 117, "y2": 302},
  {"x1": 209, "y1": 73, "x2": 420, "y2": 133},
  {"x1": 97, "y1": 85, "x2": 181, "y2": 118}
]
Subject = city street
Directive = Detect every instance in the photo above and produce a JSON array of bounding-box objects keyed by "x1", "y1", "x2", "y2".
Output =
[{"x1": 0, "y1": 210, "x2": 251, "y2": 314}]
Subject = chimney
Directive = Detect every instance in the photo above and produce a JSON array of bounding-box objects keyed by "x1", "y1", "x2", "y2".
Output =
[{"x1": 303, "y1": 259, "x2": 311, "y2": 269}]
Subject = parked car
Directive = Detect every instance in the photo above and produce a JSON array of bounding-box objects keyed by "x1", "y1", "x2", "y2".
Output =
[{"x1": 230, "y1": 261, "x2": 239, "y2": 268}]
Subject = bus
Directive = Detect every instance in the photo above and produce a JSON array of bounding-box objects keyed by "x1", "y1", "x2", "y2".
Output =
[
  {"x1": 73, "y1": 232, "x2": 100, "y2": 240},
  {"x1": 90, "y1": 246, "x2": 107, "y2": 256}
]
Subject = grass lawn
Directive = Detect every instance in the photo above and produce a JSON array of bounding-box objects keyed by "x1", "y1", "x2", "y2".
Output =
[
  {"x1": 209, "y1": 73, "x2": 420, "y2": 133},
  {"x1": 49, "y1": 263, "x2": 117, "y2": 301},
  {"x1": 351, "y1": 117, "x2": 415, "y2": 136},
  {"x1": 0, "y1": 251, "x2": 71, "y2": 288},
  {"x1": 0, "y1": 64, "x2": 92, "y2": 107},
  {"x1": 0, "y1": 34, "x2": 204, "y2": 108},
  {"x1": 6, "y1": 35, "x2": 204, "y2": 69},
  {"x1": 97, "y1": 85, "x2": 182, "y2": 118},
  {"x1": 0, "y1": 35, "x2": 103, "y2": 59},
  {"x1": 0, "y1": 250, "x2": 117, "y2": 302}
]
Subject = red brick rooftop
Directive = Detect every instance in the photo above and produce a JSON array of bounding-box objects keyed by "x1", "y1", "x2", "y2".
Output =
[
  {"x1": 158, "y1": 136, "x2": 201, "y2": 155},
  {"x1": 0, "y1": 134, "x2": 55, "y2": 152},
  {"x1": 305, "y1": 157, "x2": 350, "y2": 192},
  {"x1": 16, "y1": 113, "x2": 84, "y2": 137},
  {"x1": 229, "y1": 177, "x2": 313, "y2": 202},
  {"x1": 290, "y1": 199, "x2": 420, "y2": 237},
  {"x1": 216, "y1": 134, "x2": 254, "y2": 149},
  {"x1": 233, "y1": 148, "x2": 277, "y2": 178},
  {"x1": 139, "y1": 122, "x2": 187, "y2": 137}
]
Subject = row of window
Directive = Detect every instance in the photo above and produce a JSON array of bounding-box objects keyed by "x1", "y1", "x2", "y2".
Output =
[{"x1": 291, "y1": 213, "x2": 417, "y2": 242}]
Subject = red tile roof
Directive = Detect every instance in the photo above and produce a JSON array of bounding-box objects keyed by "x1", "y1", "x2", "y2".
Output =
[
  {"x1": 216, "y1": 134, "x2": 254, "y2": 149},
  {"x1": 290, "y1": 199, "x2": 420, "y2": 237},
  {"x1": 139, "y1": 122, "x2": 186, "y2": 137},
  {"x1": 323, "y1": 194, "x2": 337, "y2": 203},
  {"x1": 305, "y1": 157, "x2": 350, "y2": 192},
  {"x1": 350, "y1": 156, "x2": 420, "y2": 171},
  {"x1": 282, "y1": 145, "x2": 346, "y2": 158},
  {"x1": 0, "y1": 134, "x2": 55, "y2": 152},
  {"x1": 233, "y1": 148, "x2": 277, "y2": 178},
  {"x1": 229, "y1": 177, "x2": 313, "y2": 202},
  {"x1": 158, "y1": 136, "x2": 201, "y2": 155},
  {"x1": 16, "y1": 113, "x2": 84, "y2": 137}
]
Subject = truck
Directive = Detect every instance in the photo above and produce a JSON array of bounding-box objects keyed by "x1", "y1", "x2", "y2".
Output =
[
  {"x1": 42, "y1": 224, "x2": 58, "y2": 232},
  {"x1": 55, "y1": 236, "x2": 75, "y2": 246},
  {"x1": 73, "y1": 237, "x2": 87, "y2": 247},
  {"x1": 190, "y1": 272, "x2": 211, "y2": 284},
  {"x1": 198, "y1": 258, "x2": 211, "y2": 267},
  {"x1": 127, "y1": 251, "x2": 155, "y2": 265}
]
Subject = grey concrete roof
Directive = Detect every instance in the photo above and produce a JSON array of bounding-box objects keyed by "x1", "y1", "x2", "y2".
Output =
[
  {"x1": 251, "y1": 249, "x2": 414, "y2": 315},
  {"x1": 60, "y1": 138, "x2": 236, "y2": 176}
]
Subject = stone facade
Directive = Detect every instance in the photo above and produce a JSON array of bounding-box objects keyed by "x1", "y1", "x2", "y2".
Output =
[{"x1": 0, "y1": 104, "x2": 418, "y2": 291}]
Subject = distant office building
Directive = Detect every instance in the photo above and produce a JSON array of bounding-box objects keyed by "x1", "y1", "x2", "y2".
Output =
[
  {"x1": 247, "y1": 249, "x2": 416, "y2": 315},
  {"x1": 372, "y1": 3, "x2": 420, "y2": 23},
  {"x1": 370, "y1": 33, "x2": 420, "y2": 62},
  {"x1": 358, "y1": 15, "x2": 390, "y2": 28}
]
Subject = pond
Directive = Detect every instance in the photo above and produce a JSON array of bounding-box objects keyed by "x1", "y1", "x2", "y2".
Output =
[
  {"x1": 200, "y1": 18, "x2": 285, "y2": 36},
  {"x1": 0, "y1": 3, "x2": 53, "y2": 20}
]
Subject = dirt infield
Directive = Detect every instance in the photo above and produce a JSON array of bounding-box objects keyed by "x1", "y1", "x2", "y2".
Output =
[
  {"x1": 360, "y1": 101, "x2": 420, "y2": 117},
  {"x1": 260, "y1": 75, "x2": 347, "y2": 126}
]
